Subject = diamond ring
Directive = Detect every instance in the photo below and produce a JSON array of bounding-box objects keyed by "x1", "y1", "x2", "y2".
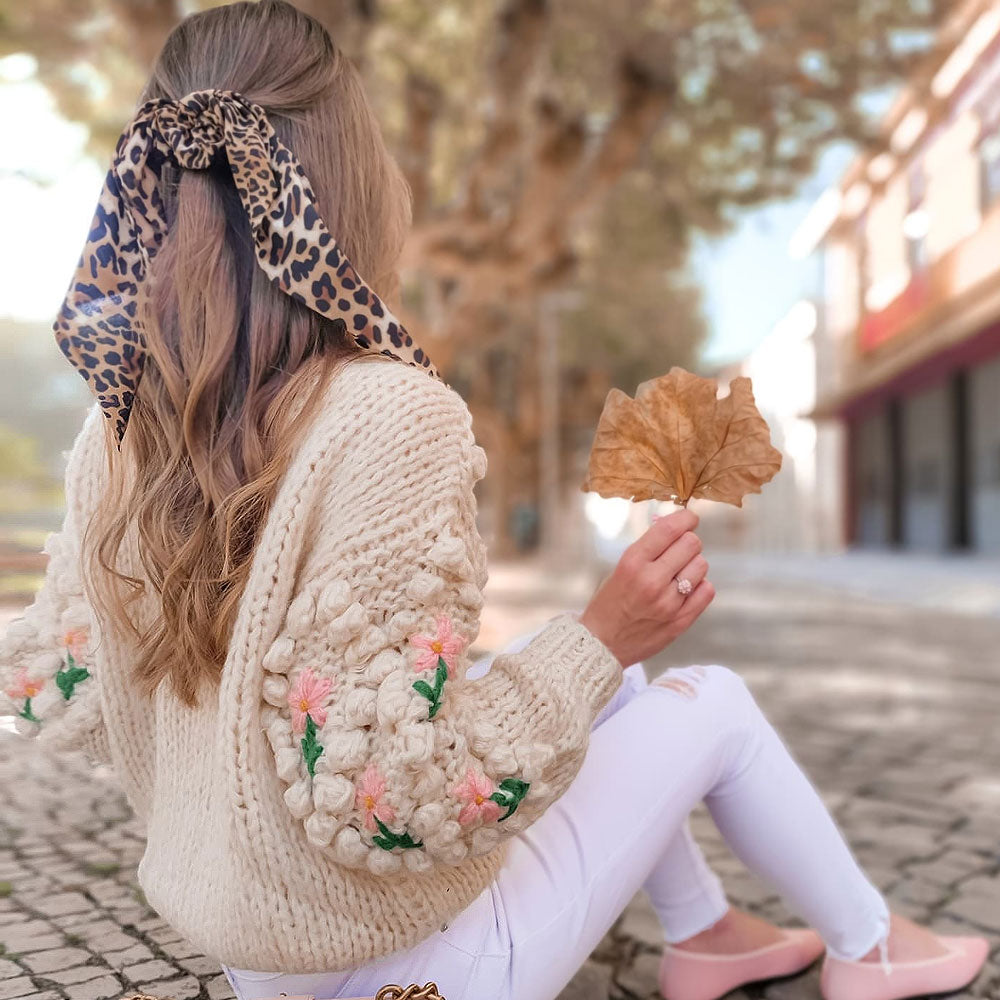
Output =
[{"x1": 676, "y1": 577, "x2": 694, "y2": 596}]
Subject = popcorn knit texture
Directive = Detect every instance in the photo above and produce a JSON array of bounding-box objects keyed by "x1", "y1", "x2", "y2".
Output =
[{"x1": 0, "y1": 357, "x2": 624, "y2": 973}]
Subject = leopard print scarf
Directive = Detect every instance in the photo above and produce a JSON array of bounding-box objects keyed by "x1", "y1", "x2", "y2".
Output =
[{"x1": 53, "y1": 88, "x2": 441, "y2": 446}]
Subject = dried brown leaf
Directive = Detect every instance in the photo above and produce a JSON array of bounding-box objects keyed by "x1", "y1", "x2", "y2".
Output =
[{"x1": 580, "y1": 367, "x2": 782, "y2": 508}]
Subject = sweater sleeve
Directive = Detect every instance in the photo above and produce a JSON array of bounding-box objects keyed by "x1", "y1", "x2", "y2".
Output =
[
  {"x1": 259, "y1": 369, "x2": 623, "y2": 876},
  {"x1": 0, "y1": 404, "x2": 110, "y2": 766}
]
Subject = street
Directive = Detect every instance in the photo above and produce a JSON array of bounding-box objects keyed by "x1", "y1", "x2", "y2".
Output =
[{"x1": 0, "y1": 552, "x2": 998, "y2": 1000}]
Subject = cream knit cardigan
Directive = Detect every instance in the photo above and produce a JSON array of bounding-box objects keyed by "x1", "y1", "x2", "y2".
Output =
[{"x1": 0, "y1": 356, "x2": 624, "y2": 973}]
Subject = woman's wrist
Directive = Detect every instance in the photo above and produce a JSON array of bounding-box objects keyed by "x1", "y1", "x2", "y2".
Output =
[{"x1": 576, "y1": 607, "x2": 623, "y2": 669}]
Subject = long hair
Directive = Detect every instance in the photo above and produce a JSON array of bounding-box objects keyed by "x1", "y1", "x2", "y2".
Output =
[{"x1": 81, "y1": 0, "x2": 413, "y2": 708}]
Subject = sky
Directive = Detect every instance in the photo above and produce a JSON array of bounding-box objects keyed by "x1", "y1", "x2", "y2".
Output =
[
  {"x1": 693, "y1": 143, "x2": 856, "y2": 367},
  {"x1": 0, "y1": 58, "x2": 105, "y2": 323},
  {"x1": 0, "y1": 51, "x2": 856, "y2": 369}
]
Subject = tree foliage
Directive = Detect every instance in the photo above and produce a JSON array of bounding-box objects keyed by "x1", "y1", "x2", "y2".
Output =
[
  {"x1": 0, "y1": 0, "x2": 952, "y2": 359},
  {"x1": 0, "y1": 0, "x2": 953, "y2": 547}
]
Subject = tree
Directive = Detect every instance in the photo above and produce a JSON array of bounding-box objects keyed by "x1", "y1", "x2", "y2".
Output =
[
  {"x1": 0, "y1": 0, "x2": 952, "y2": 348},
  {"x1": 0, "y1": 0, "x2": 953, "y2": 549}
]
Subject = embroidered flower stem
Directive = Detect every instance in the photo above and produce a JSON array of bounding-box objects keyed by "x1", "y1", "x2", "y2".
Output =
[
  {"x1": 56, "y1": 652, "x2": 90, "y2": 700},
  {"x1": 372, "y1": 816, "x2": 424, "y2": 852},
  {"x1": 490, "y1": 778, "x2": 530, "y2": 821},
  {"x1": 301, "y1": 713, "x2": 324, "y2": 777},
  {"x1": 18, "y1": 698, "x2": 39, "y2": 723},
  {"x1": 412, "y1": 656, "x2": 448, "y2": 719}
]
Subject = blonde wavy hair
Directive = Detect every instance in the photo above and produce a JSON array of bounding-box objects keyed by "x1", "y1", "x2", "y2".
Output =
[{"x1": 81, "y1": 0, "x2": 412, "y2": 708}]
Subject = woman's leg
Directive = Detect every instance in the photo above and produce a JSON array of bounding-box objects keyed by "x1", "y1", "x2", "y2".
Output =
[
  {"x1": 471, "y1": 618, "x2": 731, "y2": 943},
  {"x1": 487, "y1": 663, "x2": 890, "y2": 1000}
]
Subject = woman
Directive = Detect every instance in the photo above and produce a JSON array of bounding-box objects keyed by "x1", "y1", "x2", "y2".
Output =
[{"x1": 0, "y1": 4, "x2": 989, "y2": 1000}]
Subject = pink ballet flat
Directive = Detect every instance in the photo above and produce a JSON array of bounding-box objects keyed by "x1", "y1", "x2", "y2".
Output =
[
  {"x1": 819, "y1": 934, "x2": 990, "y2": 1000},
  {"x1": 658, "y1": 927, "x2": 824, "y2": 1000}
]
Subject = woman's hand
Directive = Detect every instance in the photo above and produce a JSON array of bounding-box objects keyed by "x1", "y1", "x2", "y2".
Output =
[{"x1": 578, "y1": 509, "x2": 714, "y2": 668}]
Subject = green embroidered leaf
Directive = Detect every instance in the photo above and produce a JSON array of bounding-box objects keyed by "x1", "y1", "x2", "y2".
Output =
[
  {"x1": 499, "y1": 778, "x2": 530, "y2": 798},
  {"x1": 56, "y1": 665, "x2": 90, "y2": 700},
  {"x1": 497, "y1": 800, "x2": 520, "y2": 821},
  {"x1": 18, "y1": 697, "x2": 39, "y2": 723},
  {"x1": 373, "y1": 816, "x2": 424, "y2": 852},
  {"x1": 300, "y1": 713, "x2": 324, "y2": 777},
  {"x1": 412, "y1": 679, "x2": 436, "y2": 701},
  {"x1": 412, "y1": 661, "x2": 448, "y2": 720},
  {"x1": 490, "y1": 776, "x2": 531, "y2": 821}
]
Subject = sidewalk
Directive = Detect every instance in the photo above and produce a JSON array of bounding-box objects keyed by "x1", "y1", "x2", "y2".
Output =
[
  {"x1": 0, "y1": 550, "x2": 997, "y2": 999},
  {"x1": 703, "y1": 549, "x2": 1000, "y2": 619}
]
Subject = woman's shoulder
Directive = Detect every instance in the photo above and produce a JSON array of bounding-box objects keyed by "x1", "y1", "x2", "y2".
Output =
[
  {"x1": 319, "y1": 355, "x2": 474, "y2": 437},
  {"x1": 312, "y1": 356, "x2": 485, "y2": 481}
]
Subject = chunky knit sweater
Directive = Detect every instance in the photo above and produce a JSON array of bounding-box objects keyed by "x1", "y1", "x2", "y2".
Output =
[{"x1": 0, "y1": 355, "x2": 624, "y2": 973}]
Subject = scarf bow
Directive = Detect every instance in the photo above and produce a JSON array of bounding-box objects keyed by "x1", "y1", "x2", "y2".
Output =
[{"x1": 54, "y1": 88, "x2": 440, "y2": 445}]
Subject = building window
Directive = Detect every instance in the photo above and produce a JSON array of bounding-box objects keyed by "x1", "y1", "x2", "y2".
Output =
[
  {"x1": 980, "y1": 131, "x2": 1000, "y2": 209},
  {"x1": 864, "y1": 173, "x2": 910, "y2": 311},
  {"x1": 904, "y1": 162, "x2": 929, "y2": 274},
  {"x1": 923, "y1": 110, "x2": 981, "y2": 260}
]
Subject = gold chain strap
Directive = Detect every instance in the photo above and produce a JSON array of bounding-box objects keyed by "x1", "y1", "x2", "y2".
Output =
[
  {"x1": 375, "y1": 983, "x2": 446, "y2": 1000},
  {"x1": 120, "y1": 981, "x2": 446, "y2": 1000}
]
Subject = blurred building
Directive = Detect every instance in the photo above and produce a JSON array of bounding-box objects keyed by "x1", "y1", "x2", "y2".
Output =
[
  {"x1": 701, "y1": 302, "x2": 844, "y2": 553},
  {"x1": 798, "y1": 0, "x2": 1000, "y2": 553}
]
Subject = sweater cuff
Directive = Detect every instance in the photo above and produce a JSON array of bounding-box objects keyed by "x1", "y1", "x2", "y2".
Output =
[{"x1": 521, "y1": 610, "x2": 623, "y2": 720}]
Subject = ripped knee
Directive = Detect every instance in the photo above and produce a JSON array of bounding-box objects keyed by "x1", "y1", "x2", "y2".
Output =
[
  {"x1": 650, "y1": 663, "x2": 746, "y2": 701},
  {"x1": 650, "y1": 664, "x2": 709, "y2": 699}
]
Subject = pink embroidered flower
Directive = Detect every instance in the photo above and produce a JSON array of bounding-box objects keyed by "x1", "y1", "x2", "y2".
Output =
[
  {"x1": 288, "y1": 667, "x2": 333, "y2": 733},
  {"x1": 4, "y1": 667, "x2": 45, "y2": 701},
  {"x1": 452, "y1": 766, "x2": 502, "y2": 825},
  {"x1": 409, "y1": 613, "x2": 466, "y2": 676},
  {"x1": 64, "y1": 627, "x2": 89, "y2": 661},
  {"x1": 355, "y1": 763, "x2": 396, "y2": 831}
]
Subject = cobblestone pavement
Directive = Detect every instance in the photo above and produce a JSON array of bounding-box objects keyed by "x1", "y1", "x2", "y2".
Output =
[{"x1": 1, "y1": 555, "x2": 998, "y2": 1000}]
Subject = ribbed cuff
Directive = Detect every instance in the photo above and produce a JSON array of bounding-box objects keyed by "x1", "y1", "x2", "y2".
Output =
[{"x1": 519, "y1": 610, "x2": 623, "y2": 721}]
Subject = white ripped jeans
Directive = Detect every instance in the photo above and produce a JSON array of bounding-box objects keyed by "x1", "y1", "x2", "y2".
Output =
[{"x1": 223, "y1": 621, "x2": 890, "y2": 1000}]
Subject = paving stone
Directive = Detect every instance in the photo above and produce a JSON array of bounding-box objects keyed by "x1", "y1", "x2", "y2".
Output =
[
  {"x1": 0, "y1": 923, "x2": 54, "y2": 944},
  {"x1": 0, "y1": 934, "x2": 65, "y2": 957},
  {"x1": 33, "y1": 895, "x2": 90, "y2": 919},
  {"x1": 616, "y1": 895, "x2": 665, "y2": 949},
  {"x1": 103, "y1": 943, "x2": 155, "y2": 969},
  {"x1": 21, "y1": 947, "x2": 92, "y2": 973},
  {"x1": 762, "y1": 967, "x2": 822, "y2": 998},
  {"x1": 556, "y1": 959, "x2": 612, "y2": 1000},
  {"x1": 122, "y1": 959, "x2": 182, "y2": 981},
  {"x1": 161, "y1": 940, "x2": 205, "y2": 961},
  {"x1": 137, "y1": 975, "x2": 201, "y2": 1000},
  {"x1": 613, "y1": 949, "x2": 661, "y2": 997},
  {"x1": 0, "y1": 961, "x2": 21, "y2": 980},
  {"x1": 71, "y1": 975, "x2": 125, "y2": 1000},
  {"x1": 44, "y1": 964, "x2": 115, "y2": 985},
  {"x1": 177, "y1": 955, "x2": 224, "y2": 976},
  {"x1": 944, "y1": 894, "x2": 1000, "y2": 932},
  {"x1": 205, "y1": 973, "x2": 237, "y2": 999},
  {"x1": 88, "y1": 931, "x2": 142, "y2": 954},
  {"x1": 0, "y1": 979, "x2": 38, "y2": 1000}
]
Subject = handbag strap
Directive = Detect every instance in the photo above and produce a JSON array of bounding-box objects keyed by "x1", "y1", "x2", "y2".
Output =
[{"x1": 259, "y1": 982, "x2": 446, "y2": 1000}]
